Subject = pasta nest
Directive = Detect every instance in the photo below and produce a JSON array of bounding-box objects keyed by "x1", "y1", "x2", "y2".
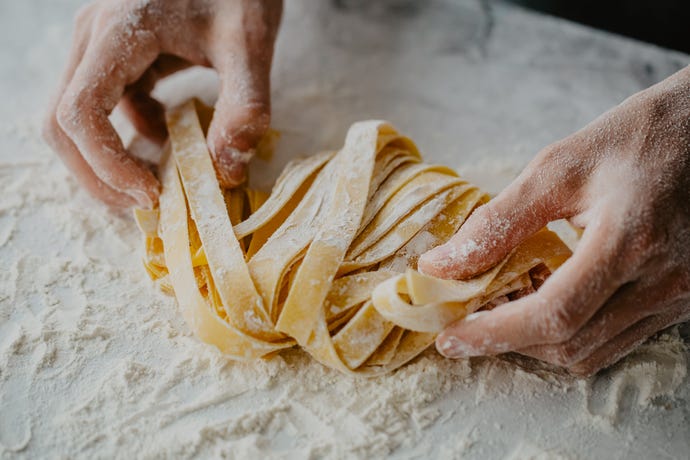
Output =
[{"x1": 135, "y1": 100, "x2": 571, "y2": 375}]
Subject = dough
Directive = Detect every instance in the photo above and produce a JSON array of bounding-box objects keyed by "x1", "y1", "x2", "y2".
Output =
[{"x1": 135, "y1": 100, "x2": 572, "y2": 375}]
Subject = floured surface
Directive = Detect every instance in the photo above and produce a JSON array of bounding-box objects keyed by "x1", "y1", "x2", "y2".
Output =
[{"x1": 1, "y1": 0, "x2": 689, "y2": 458}]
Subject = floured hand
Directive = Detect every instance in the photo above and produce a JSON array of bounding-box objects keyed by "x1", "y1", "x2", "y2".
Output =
[
  {"x1": 43, "y1": 0, "x2": 283, "y2": 207},
  {"x1": 419, "y1": 65, "x2": 690, "y2": 376}
]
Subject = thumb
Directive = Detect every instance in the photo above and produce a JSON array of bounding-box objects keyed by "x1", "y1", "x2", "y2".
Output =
[{"x1": 418, "y1": 157, "x2": 572, "y2": 279}]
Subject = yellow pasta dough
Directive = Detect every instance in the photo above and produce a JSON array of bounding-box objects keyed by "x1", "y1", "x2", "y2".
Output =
[{"x1": 135, "y1": 100, "x2": 572, "y2": 375}]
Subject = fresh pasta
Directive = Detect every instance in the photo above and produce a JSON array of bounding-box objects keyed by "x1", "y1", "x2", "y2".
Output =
[{"x1": 135, "y1": 100, "x2": 572, "y2": 375}]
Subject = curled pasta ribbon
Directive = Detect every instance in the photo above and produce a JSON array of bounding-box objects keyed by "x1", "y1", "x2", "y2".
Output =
[
  {"x1": 372, "y1": 231, "x2": 571, "y2": 333},
  {"x1": 135, "y1": 100, "x2": 572, "y2": 375}
]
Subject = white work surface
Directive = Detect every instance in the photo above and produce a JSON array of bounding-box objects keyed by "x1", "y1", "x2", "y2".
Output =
[{"x1": 1, "y1": 1, "x2": 689, "y2": 459}]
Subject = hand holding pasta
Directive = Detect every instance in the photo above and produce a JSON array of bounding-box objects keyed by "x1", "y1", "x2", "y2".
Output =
[
  {"x1": 43, "y1": 0, "x2": 283, "y2": 208},
  {"x1": 419, "y1": 65, "x2": 690, "y2": 375}
]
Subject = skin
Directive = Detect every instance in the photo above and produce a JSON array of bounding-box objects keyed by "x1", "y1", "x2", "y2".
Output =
[
  {"x1": 43, "y1": 0, "x2": 283, "y2": 208},
  {"x1": 45, "y1": 2, "x2": 689, "y2": 375},
  {"x1": 419, "y1": 65, "x2": 690, "y2": 376}
]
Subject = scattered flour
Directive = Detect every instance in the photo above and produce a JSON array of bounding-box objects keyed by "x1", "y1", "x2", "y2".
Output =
[
  {"x1": 1, "y1": 0, "x2": 689, "y2": 459},
  {"x1": 1, "y1": 95, "x2": 688, "y2": 460}
]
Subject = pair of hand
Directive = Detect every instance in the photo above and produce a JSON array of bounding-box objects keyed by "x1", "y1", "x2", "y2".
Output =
[{"x1": 44, "y1": 0, "x2": 690, "y2": 375}]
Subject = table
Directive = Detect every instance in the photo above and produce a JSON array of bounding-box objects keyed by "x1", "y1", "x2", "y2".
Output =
[{"x1": 1, "y1": 1, "x2": 688, "y2": 458}]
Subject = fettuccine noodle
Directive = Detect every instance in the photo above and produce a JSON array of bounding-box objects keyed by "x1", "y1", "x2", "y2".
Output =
[{"x1": 135, "y1": 100, "x2": 571, "y2": 375}]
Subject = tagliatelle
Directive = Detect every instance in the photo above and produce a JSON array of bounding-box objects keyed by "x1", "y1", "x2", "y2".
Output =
[{"x1": 135, "y1": 100, "x2": 572, "y2": 375}]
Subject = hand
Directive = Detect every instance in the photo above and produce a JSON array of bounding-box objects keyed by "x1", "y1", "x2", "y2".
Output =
[
  {"x1": 43, "y1": 0, "x2": 283, "y2": 208},
  {"x1": 419, "y1": 65, "x2": 690, "y2": 376}
]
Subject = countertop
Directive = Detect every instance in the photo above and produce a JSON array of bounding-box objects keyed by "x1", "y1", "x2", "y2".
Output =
[{"x1": 1, "y1": 1, "x2": 688, "y2": 458}]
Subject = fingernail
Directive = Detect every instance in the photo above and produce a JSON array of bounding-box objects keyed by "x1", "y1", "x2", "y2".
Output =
[
  {"x1": 464, "y1": 311, "x2": 489, "y2": 322},
  {"x1": 436, "y1": 334, "x2": 477, "y2": 358},
  {"x1": 127, "y1": 189, "x2": 154, "y2": 209},
  {"x1": 424, "y1": 244, "x2": 449, "y2": 260},
  {"x1": 220, "y1": 147, "x2": 254, "y2": 165},
  {"x1": 418, "y1": 245, "x2": 450, "y2": 274},
  {"x1": 214, "y1": 147, "x2": 254, "y2": 187}
]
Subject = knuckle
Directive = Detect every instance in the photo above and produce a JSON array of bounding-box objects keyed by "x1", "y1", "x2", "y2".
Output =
[
  {"x1": 638, "y1": 90, "x2": 673, "y2": 125},
  {"x1": 42, "y1": 112, "x2": 61, "y2": 146},
  {"x1": 216, "y1": 103, "x2": 271, "y2": 152},
  {"x1": 534, "y1": 140, "x2": 574, "y2": 173},
  {"x1": 569, "y1": 362, "x2": 596, "y2": 377},
  {"x1": 56, "y1": 95, "x2": 81, "y2": 132},
  {"x1": 541, "y1": 305, "x2": 579, "y2": 343},
  {"x1": 73, "y1": 3, "x2": 96, "y2": 27},
  {"x1": 617, "y1": 216, "x2": 660, "y2": 269},
  {"x1": 234, "y1": 103, "x2": 271, "y2": 131},
  {"x1": 549, "y1": 342, "x2": 580, "y2": 367},
  {"x1": 56, "y1": 89, "x2": 102, "y2": 133},
  {"x1": 538, "y1": 141, "x2": 566, "y2": 163},
  {"x1": 535, "y1": 141, "x2": 584, "y2": 210},
  {"x1": 662, "y1": 269, "x2": 690, "y2": 302},
  {"x1": 103, "y1": 0, "x2": 148, "y2": 24}
]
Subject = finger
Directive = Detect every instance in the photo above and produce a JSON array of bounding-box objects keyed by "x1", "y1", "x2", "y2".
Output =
[
  {"x1": 43, "y1": 4, "x2": 135, "y2": 207},
  {"x1": 418, "y1": 142, "x2": 584, "y2": 280},
  {"x1": 520, "y1": 275, "x2": 688, "y2": 367},
  {"x1": 569, "y1": 299, "x2": 690, "y2": 376},
  {"x1": 56, "y1": 13, "x2": 161, "y2": 208},
  {"x1": 435, "y1": 215, "x2": 630, "y2": 357},
  {"x1": 205, "y1": 1, "x2": 282, "y2": 187},
  {"x1": 119, "y1": 55, "x2": 192, "y2": 144}
]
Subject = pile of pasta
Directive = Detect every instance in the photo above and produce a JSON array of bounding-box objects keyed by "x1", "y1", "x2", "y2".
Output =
[{"x1": 135, "y1": 100, "x2": 572, "y2": 376}]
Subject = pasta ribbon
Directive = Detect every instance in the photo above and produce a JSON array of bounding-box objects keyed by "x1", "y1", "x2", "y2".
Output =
[{"x1": 135, "y1": 100, "x2": 572, "y2": 375}]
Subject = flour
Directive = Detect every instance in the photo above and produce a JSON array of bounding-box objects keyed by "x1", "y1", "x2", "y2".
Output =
[
  {"x1": 2, "y1": 0, "x2": 689, "y2": 458},
  {"x1": 1, "y1": 110, "x2": 688, "y2": 460}
]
